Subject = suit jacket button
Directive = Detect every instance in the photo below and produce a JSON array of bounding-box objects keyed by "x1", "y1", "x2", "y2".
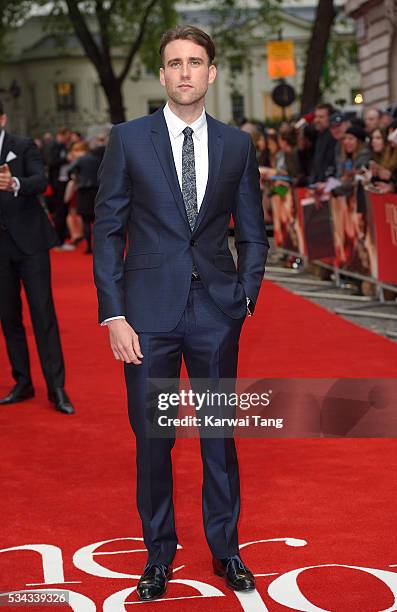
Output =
[{"x1": 190, "y1": 239, "x2": 196, "y2": 246}]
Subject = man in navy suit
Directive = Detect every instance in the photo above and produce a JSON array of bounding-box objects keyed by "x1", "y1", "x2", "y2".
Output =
[{"x1": 93, "y1": 25, "x2": 269, "y2": 601}]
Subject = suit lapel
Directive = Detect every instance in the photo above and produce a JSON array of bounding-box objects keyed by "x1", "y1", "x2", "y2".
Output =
[
  {"x1": 192, "y1": 113, "x2": 223, "y2": 235},
  {"x1": 149, "y1": 108, "x2": 190, "y2": 229},
  {"x1": 0, "y1": 132, "x2": 12, "y2": 165},
  {"x1": 149, "y1": 108, "x2": 224, "y2": 234}
]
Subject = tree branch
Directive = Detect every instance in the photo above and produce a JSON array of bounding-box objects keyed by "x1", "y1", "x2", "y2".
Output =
[
  {"x1": 117, "y1": 0, "x2": 160, "y2": 84},
  {"x1": 64, "y1": 0, "x2": 105, "y2": 75},
  {"x1": 95, "y1": 0, "x2": 112, "y2": 66}
]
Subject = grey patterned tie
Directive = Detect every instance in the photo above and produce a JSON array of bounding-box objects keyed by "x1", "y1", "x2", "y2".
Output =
[{"x1": 182, "y1": 126, "x2": 198, "y2": 231}]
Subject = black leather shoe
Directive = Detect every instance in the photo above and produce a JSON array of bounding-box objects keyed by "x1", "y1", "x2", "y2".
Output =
[
  {"x1": 213, "y1": 555, "x2": 255, "y2": 591},
  {"x1": 48, "y1": 388, "x2": 75, "y2": 414},
  {"x1": 137, "y1": 563, "x2": 172, "y2": 601},
  {"x1": 0, "y1": 383, "x2": 35, "y2": 405}
]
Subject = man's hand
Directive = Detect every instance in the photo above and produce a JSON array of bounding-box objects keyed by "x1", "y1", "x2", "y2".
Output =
[
  {"x1": 0, "y1": 164, "x2": 13, "y2": 191},
  {"x1": 314, "y1": 182, "x2": 325, "y2": 195},
  {"x1": 374, "y1": 181, "x2": 394, "y2": 194},
  {"x1": 106, "y1": 319, "x2": 143, "y2": 364},
  {"x1": 378, "y1": 166, "x2": 391, "y2": 181}
]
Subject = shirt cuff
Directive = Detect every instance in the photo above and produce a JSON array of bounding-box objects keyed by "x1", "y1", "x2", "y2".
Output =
[
  {"x1": 11, "y1": 177, "x2": 20, "y2": 197},
  {"x1": 246, "y1": 297, "x2": 253, "y2": 317},
  {"x1": 101, "y1": 316, "x2": 126, "y2": 326}
]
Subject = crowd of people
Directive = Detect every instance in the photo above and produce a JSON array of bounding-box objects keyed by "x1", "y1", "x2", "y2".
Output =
[
  {"x1": 240, "y1": 103, "x2": 397, "y2": 224},
  {"x1": 34, "y1": 129, "x2": 108, "y2": 254},
  {"x1": 236, "y1": 103, "x2": 397, "y2": 279},
  {"x1": 32, "y1": 103, "x2": 397, "y2": 263}
]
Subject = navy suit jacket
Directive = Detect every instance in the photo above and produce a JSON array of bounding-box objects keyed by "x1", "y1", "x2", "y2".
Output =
[{"x1": 93, "y1": 107, "x2": 269, "y2": 332}]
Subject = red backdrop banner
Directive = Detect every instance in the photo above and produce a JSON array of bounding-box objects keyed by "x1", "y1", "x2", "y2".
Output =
[{"x1": 368, "y1": 192, "x2": 397, "y2": 285}]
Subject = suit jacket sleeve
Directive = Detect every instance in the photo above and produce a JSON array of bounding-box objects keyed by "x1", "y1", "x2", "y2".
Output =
[
  {"x1": 232, "y1": 134, "x2": 270, "y2": 306},
  {"x1": 17, "y1": 139, "x2": 48, "y2": 196},
  {"x1": 93, "y1": 125, "x2": 132, "y2": 323}
]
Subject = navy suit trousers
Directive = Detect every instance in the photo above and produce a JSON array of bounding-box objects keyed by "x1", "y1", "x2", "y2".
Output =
[{"x1": 124, "y1": 280, "x2": 246, "y2": 565}]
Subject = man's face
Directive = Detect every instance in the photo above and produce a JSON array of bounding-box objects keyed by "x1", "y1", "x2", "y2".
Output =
[
  {"x1": 314, "y1": 108, "x2": 330, "y2": 132},
  {"x1": 380, "y1": 114, "x2": 393, "y2": 129},
  {"x1": 364, "y1": 109, "x2": 380, "y2": 133},
  {"x1": 159, "y1": 39, "x2": 216, "y2": 108},
  {"x1": 56, "y1": 131, "x2": 69, "y2": 144},
  {"x1": 330, "y1": 121, "x2": 348, "y2": 141},
  {"x1": 0, "y1": 113, "x2": 7, "y2": 132}
]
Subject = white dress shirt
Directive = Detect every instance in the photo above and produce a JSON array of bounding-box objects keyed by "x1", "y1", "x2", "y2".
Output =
[
  {"x1": 102, "y1": 103, "x2": 209, "y2": 325},
  {"x1": 163, "y1": 102, "x2": 208, "y2": 209}
]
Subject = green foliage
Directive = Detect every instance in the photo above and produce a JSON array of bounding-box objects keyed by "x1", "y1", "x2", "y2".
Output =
[
  {"x1": 210, "y1": 0, "x2": 281, "y2": 68},
  {"x1": 320, "y1": 36, "x2": 358, "y2": 96},
  {"x1": 136, "y1": 0, "x2": 177, "y2": 76},
  {"x1": 0, "y1": 0, "x2": 282, "y2": 120},
  {"x1": 298, "y1": 6, "x2": 358, "y2": 102},
  {"x1": 1, "y1": 0, "x2": 281, "y2": 73}
]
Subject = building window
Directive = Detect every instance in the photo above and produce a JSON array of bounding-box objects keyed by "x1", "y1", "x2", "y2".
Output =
[
  {"x1": 231, "y1": 93, "x2": 245, "y2": 123},
  {"x1": 148, "y1": 99, "x2": 165, "y2": 114},
  {"x1": 55, "y1": 82, "x2": 76, "y2": 112}
]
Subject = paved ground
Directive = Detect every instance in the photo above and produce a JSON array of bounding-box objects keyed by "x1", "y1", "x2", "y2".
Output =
[{"x1": 229, "y1": 236, "x2": 397, "y2": 344}]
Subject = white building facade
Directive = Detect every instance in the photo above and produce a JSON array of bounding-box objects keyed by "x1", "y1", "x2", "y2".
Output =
[
  {"x1": 0, "y1": 4, "x2": 361, "y2": 135},
  {"x1": 346, "y1": 0, "x2": 397, "y2": 107}
]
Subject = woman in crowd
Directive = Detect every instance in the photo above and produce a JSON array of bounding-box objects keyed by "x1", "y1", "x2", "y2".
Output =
[
  {"x1": 251, "y1": 129, "x2": 269, "y2": 167},
  {"x1": 64, "y1": 141, "x2": 88, "y2": 246},
  {"x1": 336, "y1": 126, "x2": 371, "y2": 196},
  {"x1": 277, "y1": 128, "x2": 300, "y2": 179},
  {"x1": 331, "y1": 127, "x2": 370, "y2": 270},
  {"x1": 68, "y1": 137, "x2": 106, "y2": 254},
  {"x1": 260, "y1": 133, "x2": 279, "y2": 176},
  {"x1": 369, "y1": 127, "x2": 388, "y2": 163},
  {"x1": 366, "y1": 123, "x2": 397, "y2": 193},
  {"x1": 267, "y1": 128, "x2": 304, "y2": 254},
  {"x1": 248, "y1": 128, "x2": 278, "y2": 223}
]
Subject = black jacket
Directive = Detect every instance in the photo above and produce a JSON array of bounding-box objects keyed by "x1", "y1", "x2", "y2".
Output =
[
  {"x1": 47, "y1": 140, "x2": 69, "y2": 184},
  {"x1": 0, "y1": 132, "x2": 58, "y2": 254},
  {"x1": 310, "y1": 128, "x2": 337, "y2": 183},
  {"x1": 69, "y1": 146, "x2": 106, "y2": 190}
]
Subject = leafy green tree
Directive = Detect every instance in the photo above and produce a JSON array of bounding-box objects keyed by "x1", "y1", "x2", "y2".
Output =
[
  {"x1": 320, "y1": 36, "x2": 358, "y2": 103},
  {"x1": 0, "y1": 0, "x2": 280, "y2": 123}
]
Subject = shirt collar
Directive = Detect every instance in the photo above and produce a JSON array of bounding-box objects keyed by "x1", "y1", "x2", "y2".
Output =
[{"x1": 163, "y1": 102, "x2": 207, "y2": 140}]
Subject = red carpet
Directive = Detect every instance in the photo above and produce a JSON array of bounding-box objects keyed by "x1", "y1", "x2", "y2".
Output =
[{"x1": 1, "y1": 247, "x2": 397, "y2": 611}]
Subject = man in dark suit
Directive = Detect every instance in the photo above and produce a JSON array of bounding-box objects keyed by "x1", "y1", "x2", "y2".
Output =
[
  {"x1": 94, "y1": 25, "x2": 268, "y2": 601},
  {"x1": 0, "y1": 101, "x2": 75, "y2": 414}
]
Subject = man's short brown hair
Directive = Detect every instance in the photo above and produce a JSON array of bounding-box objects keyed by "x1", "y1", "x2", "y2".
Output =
[
  {"x1": 315, "y1": 103, "x2": 335, "y2": 116},
  {"x1": 159, "y1": 25, "x2": 215, "y2": 66}
]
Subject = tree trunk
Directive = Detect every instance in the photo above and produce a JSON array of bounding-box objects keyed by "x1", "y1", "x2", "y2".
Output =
[
  {"x1": 102, "y1": 78, "x2": 126, "y2": 124},
  {"x1": 300, "y1": 0, "x2": 336, "y2": 115}
]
